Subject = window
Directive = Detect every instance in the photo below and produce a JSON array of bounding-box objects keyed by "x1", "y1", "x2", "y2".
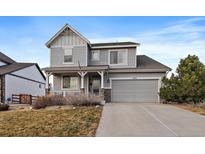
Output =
[
  {"x1": 91, "y1": 50, "x2": 100, "y2": 61},
  {"x1": 110, "y1": 50, "x2": 127, "y2": 65},
  {"x1": 64, "y1": 48, "x2": 73, "y2": 63},
  {"x1": 62, "y1": 76, "x2": 79, "y2": 89}
]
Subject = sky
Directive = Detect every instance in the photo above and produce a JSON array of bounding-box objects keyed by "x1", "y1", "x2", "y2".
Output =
[{"x1": 0, "y1": 16, "x2": 205, "y2": 72}]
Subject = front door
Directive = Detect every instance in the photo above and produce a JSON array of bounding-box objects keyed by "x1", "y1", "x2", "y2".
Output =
[{"x1": 89, "y1": 75, "x2": 100, "y2": 95}]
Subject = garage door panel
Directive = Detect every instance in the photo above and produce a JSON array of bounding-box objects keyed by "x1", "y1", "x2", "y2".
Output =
[{"x1": 112, "y1": 79, "x2": 158, "y2": 103}]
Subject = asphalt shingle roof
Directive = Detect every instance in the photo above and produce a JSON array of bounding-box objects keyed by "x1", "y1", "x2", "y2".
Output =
[
  {"x1": 0, "y1": 63, "x2": 35, "y2": 75},
  {"x1": 0, "y1": 52, "x2": 16, "y2": 64},
  {"x1": 137, "y1": 55, "x2": 171, "y2": 70},
  {"x1": 91, "y1": 42, "x2": 140, "y2": 47}
]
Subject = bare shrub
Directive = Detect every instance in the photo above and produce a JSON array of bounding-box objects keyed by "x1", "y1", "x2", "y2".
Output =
[
  {"x1": 65, "y1": 93, "x2": 103, "y2": 106},
  {"x1": 32, "y1": 93, "x2": 103, "y2": 109},
  {"x1": 32, "y1": 95, "x2": 67, "y2": 109}
]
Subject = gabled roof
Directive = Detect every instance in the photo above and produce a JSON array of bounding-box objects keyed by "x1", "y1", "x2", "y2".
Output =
[
  {"x1": 0, "y1": 63, "x2": 34, "y2": 75},
  {"x1": 0, "y1": 62, "x2": 46, "y2": 80},
  {"x1": 46, "y1": 24, "x2": 90, "y2": 48},
  {"x1": 91, "y1": 42, "x2": 140, "y2": 47},
  {"x1": 137, "y1": 55, "x2": 171, "y2": 70},
  {"x1": 0, "y1": 52, "x2": 16, "y2": 64}
]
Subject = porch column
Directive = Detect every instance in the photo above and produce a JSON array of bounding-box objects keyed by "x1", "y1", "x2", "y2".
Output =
[
  {"x1": 78, "y1": 71, "x2": 87, "y2": 93},
  {"x1": 45, "y1": 72, "x2": 51, "y2": 95},
  {"x1": 97, "y1": 71, "x2": 104, "y2": 88}
]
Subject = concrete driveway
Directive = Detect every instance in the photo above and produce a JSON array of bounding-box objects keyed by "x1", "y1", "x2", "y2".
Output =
[{"x1": 96, "y1": 103, "x2": 205, "y2": 137}]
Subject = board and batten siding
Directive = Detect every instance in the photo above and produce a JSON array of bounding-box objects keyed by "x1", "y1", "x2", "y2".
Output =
[
  {"x1": 50, "y1": 28, "x2": 87, "y2": 48},
  {"x1": 49, "y1": 28, "x2": 88, "y2": 67},
  {"x1": 4, "y1": 65, "x2": 45, "y2": 102},
  {"x1": 88, "y1": 47, "x2": 137, "y2": 68}
]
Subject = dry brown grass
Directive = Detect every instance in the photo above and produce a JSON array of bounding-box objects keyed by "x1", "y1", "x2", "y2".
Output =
[
  {"x1": 0, "y1": 107, "x2": 102, "y2": 137},
  {"x1": 173, "y1": 104, "x2": 205, "y2": 116}
]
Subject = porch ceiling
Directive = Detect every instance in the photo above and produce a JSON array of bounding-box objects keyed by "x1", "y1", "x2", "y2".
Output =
[{"x1": 42, "y1": 65, "x2": 109, "y2": 73}]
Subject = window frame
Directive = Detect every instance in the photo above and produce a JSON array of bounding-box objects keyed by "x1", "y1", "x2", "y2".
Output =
[
  {"x1": 63, "y1": 47, "x2": 73, "y2": 64},
  {"x1": 108, "y1": 49, "x2": 128, "y2": 65},
  {"x1": 91, "y1": 50, "x2": 100, "y2": 61},
  {"x1": 61, "y1": 75, "x2": 80, "y2": 90}
]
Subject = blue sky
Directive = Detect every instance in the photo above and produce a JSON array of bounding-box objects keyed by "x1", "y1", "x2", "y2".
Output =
[{"x1": 0, "y1": 16, "x2": 205, "y2": 72}]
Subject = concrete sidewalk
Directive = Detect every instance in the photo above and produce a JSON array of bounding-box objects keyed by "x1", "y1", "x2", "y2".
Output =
[{"x1": 96, "y1": 103, "x2": 205, "y2": 137}]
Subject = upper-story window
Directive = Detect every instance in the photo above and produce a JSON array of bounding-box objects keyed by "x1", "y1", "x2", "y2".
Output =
[
  {"x1": 91, "y1": 50, "x2": 100, "y2": 61},
  {"x1": 64, "y1": 48, "x2": 73, "y2": 63},
  {"x1": 109, "y1": 49, "x2": 128, "y2": 65}
]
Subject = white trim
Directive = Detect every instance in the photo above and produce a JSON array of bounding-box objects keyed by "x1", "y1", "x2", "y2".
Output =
[
  {"x1": 51, "y1": 44, "x2": 87, "y2": 48},
  {"x1": 62, "y1": 62, "x2": 74, "y2": 65},
  {"x1": 78, "y1": 72, "x2": 87, "y2": 89},
  {"x1": 86, "y1": 75, "x2": 89, "y2": 94},
  {"x1": 61, "y1": 75, "x2": 80, "y2": 91},
  {"x1": 97, "y1": 71, "x2": 104, "y2": 89},
  {"x1": 86, "y1": 44, "x2": 88, "y2": 65},
  {"x1": 46, "y1": 24, "x2": 90, "y2": 48},
  {"x1": 135, "y1": 47, "x2": 138, "y2": 67},
  {"x1": 108, "y1": 49, "x2": 128, "y2": 66},
  {"x1": 91, "y1": 45, "x2": 138, "y2": 49},
  {"x1": 63, "y1": 46, "x2": 73, "y2": 64},
  {"x1": 108, "y1": 77, "x2": 161, "y2": 103}
]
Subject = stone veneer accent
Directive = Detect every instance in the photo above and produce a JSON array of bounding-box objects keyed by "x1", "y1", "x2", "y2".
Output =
[
  {"x1": 103, "y1": 88, "x2": 111, "y2": 103},
  {"x1": 0, "y1": 76, "x2": 5, "y2": 103}
]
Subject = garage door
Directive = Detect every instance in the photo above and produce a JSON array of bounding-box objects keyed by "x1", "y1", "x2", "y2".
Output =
[{"x1": 111, "y1": 79, "x2": 159, "y2": 103}]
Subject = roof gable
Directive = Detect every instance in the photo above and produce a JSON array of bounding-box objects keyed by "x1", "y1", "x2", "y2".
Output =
[
  {"x1": 137, "y1": 55, "x2": 171, "y2": 70},
  {"x1": 0, "y1": 63, "x2": 46, "y2": 80},
  {"x1": 0, "y1": 52, "x2": 16, "y2": 64},
  {"x1": 46, "y1": 24, "x2": 90, "y2": 48}
]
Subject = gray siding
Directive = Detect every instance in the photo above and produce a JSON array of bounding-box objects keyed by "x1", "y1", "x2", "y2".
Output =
[
  {"x1": 50, "y1": 45, "x2": 87, "y2": 67},
  {"x1": 53, "y1": 74, "x2": 61, "y2": 91},
  {"x1": 89, "y1": 47, "x2": 136, "y2": 68}
]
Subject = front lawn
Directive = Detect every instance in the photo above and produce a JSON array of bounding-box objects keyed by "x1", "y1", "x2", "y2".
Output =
[
  {"x1": 0, "y1": 107, "x2": 102, "y2": 137},
  {"x1": 173, "y1": 104, "x2": 205, "y2": 116}
]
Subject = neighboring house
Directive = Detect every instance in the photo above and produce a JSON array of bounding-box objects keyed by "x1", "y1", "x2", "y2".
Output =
[
  {"x1": 0, "y1": 52, "x2": 46, "y2": 103},
  {"x1": 43, "y1": 24, "x2": 171, "y2": 103}
]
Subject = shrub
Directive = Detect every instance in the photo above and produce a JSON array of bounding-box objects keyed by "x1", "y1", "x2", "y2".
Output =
[
  {"x1": 32, "y1": 95, "x2": 67, "y2": 109},
  {"x1": 32, "y1": 93, "x2": 103, "y2": 109},
  {"x1": 160, "y1": 54, "x2": 205, "y2": 104},
  {"x1": 65, "y1": 93, "x2": 103, "y2": 106},
  {"x1": 0, "y1": 104, "x2": 9, "y2": 111}
]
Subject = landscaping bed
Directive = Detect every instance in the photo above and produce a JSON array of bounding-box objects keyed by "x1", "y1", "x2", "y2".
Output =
[
  {"x1": 173, "y1": 103, "x2": 205, "y2": 116},
  {"x1": 0, "y1": 107, "x2": 102, "y2": 137}
]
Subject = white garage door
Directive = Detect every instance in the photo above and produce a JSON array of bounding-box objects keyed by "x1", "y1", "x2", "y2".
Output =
[{"x1": 111, "y1": 79, "x2": 159, "y2": 103}]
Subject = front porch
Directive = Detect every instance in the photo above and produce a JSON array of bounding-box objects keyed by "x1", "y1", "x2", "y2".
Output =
[{"x1": 44, "y1": 65, "x2": 111, "y2": 102}]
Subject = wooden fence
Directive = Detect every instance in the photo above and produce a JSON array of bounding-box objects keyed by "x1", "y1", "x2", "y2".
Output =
[{"x1": 12, "y1": 94, "x2": 38, "y2": 104}]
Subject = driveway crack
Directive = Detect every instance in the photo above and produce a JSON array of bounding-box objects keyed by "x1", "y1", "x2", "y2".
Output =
[{"x1": 138, "y1": 104, "x2": 178, "y2": 137}]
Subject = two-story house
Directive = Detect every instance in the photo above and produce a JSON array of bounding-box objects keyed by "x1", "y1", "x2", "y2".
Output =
[{"x1": 43, "y1": 24, "x2": 170, "y2": 103}]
